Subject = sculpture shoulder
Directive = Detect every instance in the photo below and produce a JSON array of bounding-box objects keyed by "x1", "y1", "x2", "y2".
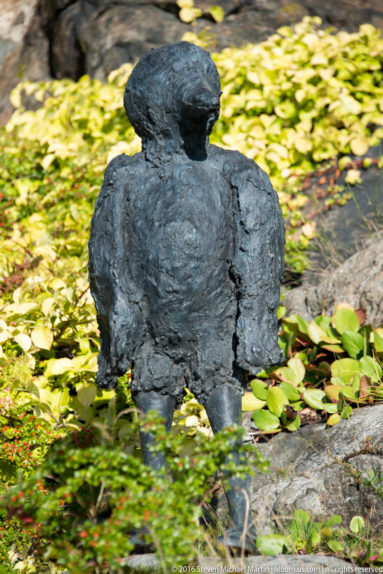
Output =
[
  {"x1": 100, "y1": 153, "x2": 144, "y2": 195},
  {"x1": 208, "y1": 144, "x2": 273, "y2": 193}
]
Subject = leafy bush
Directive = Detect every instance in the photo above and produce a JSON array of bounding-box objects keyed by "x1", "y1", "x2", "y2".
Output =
[
  {"x1": 2, "y1": 412, "x2": 268, "y2": 573},
  {"x1": 250, "y1": 305, "x2": 383, "y2": 432}
]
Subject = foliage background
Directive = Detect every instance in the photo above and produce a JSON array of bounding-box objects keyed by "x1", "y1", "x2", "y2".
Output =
[{"x1": 1, "y1": 17, "x2": 383, "y2": 572}]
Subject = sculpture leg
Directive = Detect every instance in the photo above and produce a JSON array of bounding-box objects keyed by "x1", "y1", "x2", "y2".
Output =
[
  {"x1": 133, "y1": 390, "x2": 176, "y2": 471},
  {"x1": 129, "y1": 390, "x2": 176, "y2": 548},
  {"x1": 204, "y1": 385, "x2": 257, "y2": 554}
]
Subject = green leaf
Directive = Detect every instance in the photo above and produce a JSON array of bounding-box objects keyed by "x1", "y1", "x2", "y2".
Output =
[
  {"x1": 310, "y1": 530, "x2": 321, "y2": 547},
  {"x1": 280, "y1": 382, "x2": 301, "y2": 401},
  {"x1": 331, "y1": 358, "x2": 360, "y2": 383},
  {"x1": 208, "y1": 5, "x2": 224, "y2": 22},
  {"x1": 350, "y1": 515, "x2": 365, "y2": 535},
  {"x1": 283, "y1": 314, "x2": 308, "y2": 335},
  {"x1": 250, "y1": 379, "x2": 268, "y2": 401},
  {"x1": 287, "y1": 357, "x2": 305, "y2": 383},
  {"x1": 345, "y1": 169, "x2": 361, "y2": 185},
  {"x1": 340, "y1": 386, "x2": 358, "y2": 401},
  {"x1": 241, "y1": 392, "x2": 266, "y2": 411},
  {"x1": 322, "y1": 403, "x2": 339, "y2": 414},
  {"x1": 327, "y1": 539, "x2": 344, "y2": 553},
  {"x1": 290, "y1": 400, "x2": 306, "y2": 411},
  {"x1": 256, "y1": 534, "x2": 287, "y2": 555},
  {"x1": 77, "y1": 384, "x2": 97, "y2": 408},
  {"x1": 285, "y1": 415, "x2": 300, "y2": 431},
  {"x1": 340, "y1": 405, "x2": 353, "y2": 419},
  {"x1": 373, "y1": 329, "x2": 383, "y2": 353},
  {"x1": 322, "y1": 344, "x2": 345, "y2": 353},
  {"x1": 276, "y1": 365, "x2": 303, "y2": 386},
  {"x1": 69, "y1": 397, "x2": 95, "y2": 423},
  {"x1": 178, "y1": 5, "x2": 202, "y2": 22},
  {"x1": 253, "y1": 409, "x2": 281, "y2": 431},
  {"x1": 307, "y1": 321, "x2": 328, "y2": 344},
  {"x1": 6, "y1": 302, "x2": 37, "y2": 316},
  {"x1": 290, "y1": 509, "x2": 310, "y2": 538},
  {"x1": 302, "y1": 389, "x2": 326, "y2": 410},
  {"x1": 327, "y1": 413, "x2": 341, "y2": 426},
  {"x1": 31, "y1": 326, "x2": 54, "y2": 350},
  {"x1": 46, "y1": 357, "x2": 73, "y2": 376},
  {"x1": 324, "y1": 515, "x2": 342, "y2": 527},
  {"x1": 341, "y1": 331, "x2": 364, "y2": 359},
  {"x1": 14, "y1": 333, "x2": 32, "y2": 352},
  {"x1": 360, "y1": 356, "x2": 382, "y2": 383},
  {"x1": 350, "y1": 137, "x2": 370, "y2": 156},
  {"x1": 333, "y1": 307, "x2": 360, "y2": 334},
  {"x1": 325, "y1": 385, "x2": 343, "y2": 402},
  {"x1": 267, "y1": 386, "x2": 288, "y2": 417}
]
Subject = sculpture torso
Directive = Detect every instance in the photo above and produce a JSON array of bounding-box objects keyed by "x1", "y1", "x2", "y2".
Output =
[{"x1": 128, "y1": 153, "x2": 236, "y2": 345}]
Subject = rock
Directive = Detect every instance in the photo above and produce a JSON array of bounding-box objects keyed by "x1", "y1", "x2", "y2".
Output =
[
  {"x1": 201, "y1": 555, "x2": 377, "y2": 572},
  {"x1": 301, "y1": 141, "x2": 383, "y2": 278},
  {"x1": 283, "y1": 138, "x2": 383, "y2": 325},
  {"x1": 283, "y1": 237, "x2": 383, "y2": 326},
  {"x1": 0, "y1": 0, "x2": 50, "y2": 124},
  {"x1": 123, "y1": 552, "x2": 378, "y2": 571},
  {"x1": 248, "y1": 404, "x2": 383, "y2": 533},
  {"x1": 43, "y1": 0, "x2": 383, "y2": 83}
]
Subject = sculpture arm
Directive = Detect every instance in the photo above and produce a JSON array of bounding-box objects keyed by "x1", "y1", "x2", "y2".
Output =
[
  {"x1": 231, "y1": 161, "x2": 285, "y2": 375},
  {"x1": 88, "y1": 154, "x2": 142, "y2": 388}
]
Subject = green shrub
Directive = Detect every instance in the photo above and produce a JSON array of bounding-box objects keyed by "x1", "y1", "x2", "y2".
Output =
[
  {"x1": 2, "y1": 413, "x2": 268, "y2": 573},
  {"x1": 250, "y1": 305, "x2": 383, "y2": 432}
]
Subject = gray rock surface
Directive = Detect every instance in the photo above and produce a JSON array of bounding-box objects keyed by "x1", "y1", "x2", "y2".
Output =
[
  {"x1": 123, "y1": 553, "x2": 378, "y2": 571},
  {"x1": 0, "y1": 0, "x2": 50, "y2": 124},
  {"x1": 1, "y1": 0, "x2": 383, "y2": 124},
  {"x1": 283, "y1": 237, "x2": 383, "y2": 326},
  {"x1": 248, "y1": 404, "x2": 383, "y2": 533}
]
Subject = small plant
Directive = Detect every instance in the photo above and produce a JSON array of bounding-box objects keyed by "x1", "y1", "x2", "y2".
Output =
[
  {"x1": 257, "y1": 510, "x2": 383, "y2": 566},
  {"x1": 0, "y1": 357, "x2": 64, "y2": 482},
  {"x1": 250, "y1": 304, "x2": 383, "y2": 433}
]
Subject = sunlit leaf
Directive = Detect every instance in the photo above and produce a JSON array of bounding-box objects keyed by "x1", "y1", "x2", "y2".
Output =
[
  {"x1": 341, "y1": 331, "x2": 364, "y2": 359},
  {"x1": 331, "y1": 358, "x2": 360, "y2": 383},
  {"x1": 253, "y1": 410, "x2": 281, "y2": 431},
  {"x1": 267, "y1": 386, "x2": 288, "y2": 417},
  {"x1": 209, "y1": 5, "x2": 224, "y2": 22},
  {"x1": 250, "y1": 379, "x2": 268, "y2": 400},
  {"x1": 360, "y1": 356, "x2": 382, "y2": 383},
  {"x1": 332, "y1": 307, "x2": 360, "y2": 334},
  {"x1": 350, "y1": 515, "x2": 365, "y2": 535},
  {"x1": 256, "y1": 534, "x2": 287, "y2": 555},
  {"x1": 327, "y1": 413, "x2": 341, "y2": 426},
  {"x1": 31, "y1": 326, "x2": 54, "y2": 350},
  {"x1": 302, "y1": 389, "x2": 326, "y2": 410},
  {"x1": 280, "y1": 382, "x2": 301, "y2": 401},
  {"x1": 13, "y1": 333, "x2": 32, "y2": 353},
  {"x1": 242, "y1": 392, "x2": 266, "y2": 411}
]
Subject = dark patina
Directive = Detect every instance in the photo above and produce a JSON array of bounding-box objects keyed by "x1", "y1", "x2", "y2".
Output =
[{"x1": 89, "y1": 41, "x2": 284, "y2": 553}]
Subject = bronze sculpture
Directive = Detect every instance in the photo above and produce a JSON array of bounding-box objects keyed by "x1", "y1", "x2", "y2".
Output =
[{"x1": 89, "y1": 41, "x2": 284, "y2": 553}]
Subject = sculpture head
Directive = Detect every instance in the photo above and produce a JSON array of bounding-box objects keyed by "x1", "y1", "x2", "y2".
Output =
[{"x1": 124, "y1": 42, "x2": 221, "y2": 160}]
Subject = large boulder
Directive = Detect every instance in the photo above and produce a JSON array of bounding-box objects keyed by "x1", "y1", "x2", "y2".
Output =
[
  {"x1": 248, "y1": 404, "x2": 383, "y2": 533},
  {"x1": 283, "y1": 140, "x2": 383, "y2": 325},
  {"x1": 41, "y1": 0, "x2": 383, "y2": 83},
  {"x1": 284, "y1": 237, "x2": 383, "y2": 326},
  {"x1": 0, "y1": 0, "x2": 50, "y2": 124}
]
